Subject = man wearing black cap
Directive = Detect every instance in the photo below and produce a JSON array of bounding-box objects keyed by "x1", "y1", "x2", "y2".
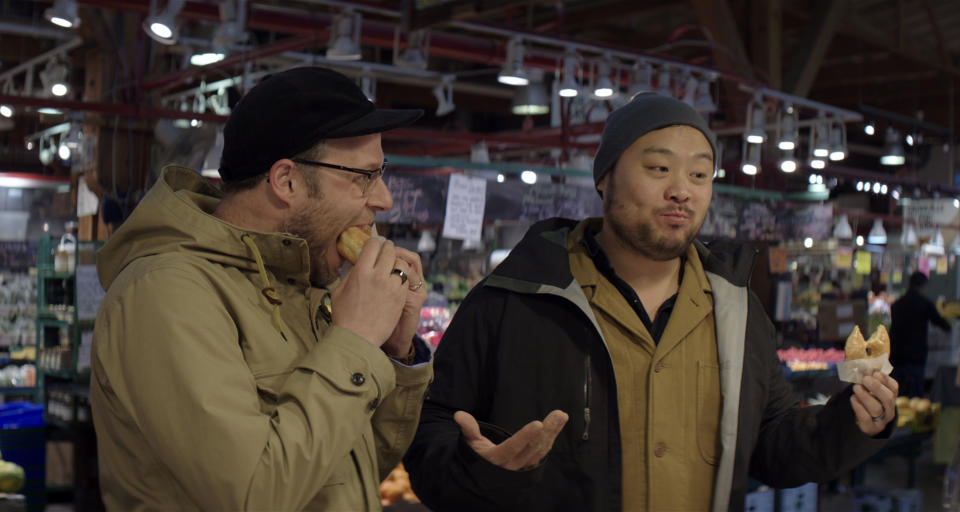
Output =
[
  {"x1": 404, "y1": 93, "x2": 898, "y2": 511},
  {"x1": 90, "y1": 67, "x2": 432, "y2": 511}
]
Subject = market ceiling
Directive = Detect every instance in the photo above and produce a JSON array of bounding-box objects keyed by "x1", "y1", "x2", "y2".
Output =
[{"x1": 0, "y1": 0, "x2": 959, "y2": 195}]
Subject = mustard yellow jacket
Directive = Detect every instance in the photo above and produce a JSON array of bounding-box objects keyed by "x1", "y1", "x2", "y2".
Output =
[{"x1": 90, "y1": 166, "x2": 432, "y2": 511}]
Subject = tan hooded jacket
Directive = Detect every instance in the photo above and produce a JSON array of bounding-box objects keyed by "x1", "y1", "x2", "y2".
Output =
[{"x1": 90, "y1": 166, "x2": 432, "y2": 511}]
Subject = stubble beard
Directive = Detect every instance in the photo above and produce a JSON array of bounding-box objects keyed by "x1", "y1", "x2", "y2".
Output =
[
  {"x1": 280, "y1": 188, "x2": 341, "y2": 288},
  {"x1": 603, "y1": 194, "x2": 703, "y2": 262}
]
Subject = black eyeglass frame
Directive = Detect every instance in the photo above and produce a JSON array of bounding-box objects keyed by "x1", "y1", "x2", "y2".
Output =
[{"x1": 290, "y1": 157, "x2": 388, "y2": 195}]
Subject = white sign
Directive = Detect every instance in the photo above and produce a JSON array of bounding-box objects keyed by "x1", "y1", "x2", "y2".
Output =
[
  {"x1": 442, "y1": 173, "x2": 486, "y2": 242},
  {"x1": 77, "y1": 178, "x2": 99, "y2": 217}
]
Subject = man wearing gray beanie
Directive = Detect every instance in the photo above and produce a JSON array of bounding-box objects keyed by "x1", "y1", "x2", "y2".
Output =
[{"x1": 406, "y1": 93, "x2": 897, "y2": 512}]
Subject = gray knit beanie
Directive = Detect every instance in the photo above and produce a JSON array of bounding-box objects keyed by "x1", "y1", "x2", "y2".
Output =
[{"x1": 592, "y1": 92, "x2": 717, "y2": 190}]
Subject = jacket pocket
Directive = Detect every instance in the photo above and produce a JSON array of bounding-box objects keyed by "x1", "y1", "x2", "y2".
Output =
[
  {"x1": 253, "y1": 368, "x2": 293, "y2": 415},
  {"x1": 696, "y1": 361, "x2": 722, "y2": 465}
]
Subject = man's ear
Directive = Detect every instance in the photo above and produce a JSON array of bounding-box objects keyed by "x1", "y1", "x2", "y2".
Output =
[
  {"x1": 265, "y1": 159, "x2": 299, "y2": 204},
  {"x1": 596, "y1": 173, "x2": 609, "y2": 199}
]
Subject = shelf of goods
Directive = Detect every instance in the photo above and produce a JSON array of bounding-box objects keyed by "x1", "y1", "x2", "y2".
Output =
[
  {"x1": 0, "y1": 270, "x2": 38, "y2": 398},
  {"x1": 34, "y1": 235, "x2": 103, "y2": 424}
]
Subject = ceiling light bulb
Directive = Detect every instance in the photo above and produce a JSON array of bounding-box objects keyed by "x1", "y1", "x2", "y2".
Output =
[
  {"x1": 881, "y1": 184, "x2": 888, "y2": 195},
  {"x1": 190, "y1": 52, "x2": 225, "y2": 66},
  {"x1": 803, "y1": 237, "x2": 813, "y2": 248},
  {"x1": 143, "y1": 0, "x2": 184, "y2": 45},
  {"x1": 558, "y1": 51, "x2": 579, "y2": 97},
  {"x1": 856, "y1": 181, "x2": 863, "y2": 191},
  {"x1": 828, "y1": 121, "x2": 847, "y2": 161},
  {"x1": 520, "y1": 171, "x2": 537, "y2": 184},
  {"x1": 498, "y1": 38, "x2": 529, "y2": 86},
  {"x1": 51, "y1": 83, "x2": 68, "y2": 97},
  {"x1": 856, "y1": 235, "x2": 864, "y2": 246},
  {"x1": 777, "y1": 104, "x2": 798, "y2": 151},
  {"x1": 0, "y1": 105, "x2": 12, "y2": 118},
  {"x1": 906, "y1": 134, "x2": 914, "y2": 146},
  {"x1": 779, "y1": 152, "x2": 797, "y2": 173},
  {"x1": 810, "y1": 158, "x2": 825, "y2": 169},
  {"x1": 497, "y1": 174, "x2": 504, "y2": 183},
  {"x1": 45, "y1": 0, "x2": 80, "y2": 28},
  {"x1": 745, "y1": 98, "x2": 766, "y2": 144},
  {"x1": 58, "y1": 143, "x2": 70, "y2": 160},
  {"x1": 326, "y1": 9, "x2": 363, "y2": 60},
  {"x1": 867, "y1": 219, "x2": 887, "y2": 245},
  {"x1": 881, "y1": 127, "x2": 905, "y2": 165},
  {"x1": 813, "y1": 117, "x2": 830, "y2": 157},
  {"x1": 864, "y1": 122, "x2": 875, "y2": 136}
]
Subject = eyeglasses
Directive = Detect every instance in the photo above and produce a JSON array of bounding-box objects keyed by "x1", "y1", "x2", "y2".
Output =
[{"x1": 291, "y1": 158, "x2": 388, "y2": 196}]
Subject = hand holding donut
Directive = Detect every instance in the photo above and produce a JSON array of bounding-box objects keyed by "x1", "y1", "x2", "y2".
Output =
[{"x1": 332, "y1": 226, "x2": 427, "y2": 357}]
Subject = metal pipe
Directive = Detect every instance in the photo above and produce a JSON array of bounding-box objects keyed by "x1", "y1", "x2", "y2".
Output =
[
  {"x1": 0, "y1": 21, "x2": 74, "y2": 40},
  {"x1": 0, "y1": 38, "x2": 83, "y2": 85}
]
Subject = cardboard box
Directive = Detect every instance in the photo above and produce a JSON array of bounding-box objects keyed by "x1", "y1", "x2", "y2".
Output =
[
  {"x1": 44, "y1": 441, "x2": 72, "y2": 487},
  {"x1": 818, "y1": 300, "x2": 867, "y2": 341}
]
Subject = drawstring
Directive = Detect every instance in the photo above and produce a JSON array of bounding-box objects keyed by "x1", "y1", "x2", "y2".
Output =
[{"x1": 241, "y1": 234, "x2": 287, "y2": 341}]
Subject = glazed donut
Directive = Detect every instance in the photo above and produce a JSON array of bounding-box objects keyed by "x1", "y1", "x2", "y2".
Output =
[
  {"x1": 845, "y1": 325, "x2": 868, "y2": 360},
  {"x1": 866, "y1": 324, "x2": 890, "y2": 357},
  {"x1": 337, "y1": 225, "x2": 372, "y2": 264}
]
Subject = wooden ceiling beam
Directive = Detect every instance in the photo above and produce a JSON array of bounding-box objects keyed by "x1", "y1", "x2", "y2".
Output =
[
  {"x1": 782, "y1": 0, "x2": 847, "y2": 97},
  {"x1": 689, "y1": 0, "x2": 754, "y2": 79}
]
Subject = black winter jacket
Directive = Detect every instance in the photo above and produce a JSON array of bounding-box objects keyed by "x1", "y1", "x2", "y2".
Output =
[{"x1": 404, "y1": 218, "x2": 891, "y2": 512}]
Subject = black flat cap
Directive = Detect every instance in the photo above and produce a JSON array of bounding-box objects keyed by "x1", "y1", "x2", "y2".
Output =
[{"x1": 219, "y1": 66, "x2": 423, "y2": 182}]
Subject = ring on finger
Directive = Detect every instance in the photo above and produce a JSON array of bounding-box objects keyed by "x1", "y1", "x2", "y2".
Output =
[
  {"x1": 871, "y1": 404, "x2": 886, "y2": 424},
  {"x1": 409, "y1": 279, "x2": 424, "y2": 291},
  {"x1": 391, "y1": 268, "x2": 408, "y2": 285}
]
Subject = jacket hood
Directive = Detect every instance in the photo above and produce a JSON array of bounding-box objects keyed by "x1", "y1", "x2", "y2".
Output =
[
  {"x1": 489, "y1": 217, "x2": 757, "y2": 291},
  {"x1": 97, "y1": 165, "x2": 311, "y2": 290}
]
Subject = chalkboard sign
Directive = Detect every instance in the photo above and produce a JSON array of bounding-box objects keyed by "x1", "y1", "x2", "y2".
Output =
[
  {"x1": 485, "y1": 181, "x2": 601, "y2": 222},
  {"x1": 376, "y1": 174, "x2": 447, "y2": 225}
]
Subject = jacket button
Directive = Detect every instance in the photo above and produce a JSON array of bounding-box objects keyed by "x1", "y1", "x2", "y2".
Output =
[
  {"x1": 654, "y1": 361, "x2": 665, "y2": 373},
  {"x1": 654, "y1": 442, "x2": 667, "y2": 457},
  {"x1": 350, "y1": 373, "x2": 365, "y2": 386},
  {"x1": 368, "y1": 397, "x2": 379, "y2": 410},
  {"x1": 286, "y1": 277, "x2": 295, "y2": 285},
  {"x1": 282, "y1": 239, "x2": 292, "y2": 246}
]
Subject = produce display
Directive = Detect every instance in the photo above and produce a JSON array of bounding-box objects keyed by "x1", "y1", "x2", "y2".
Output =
[
  {"x1": 895, "y1": 396, "x2": 939, "y2": 432},
  {"x1": 0, "y1": 452, "x2": 24, "y2": 493},
  {"x1": 777, "y1": 347, "x2": 845, "y2": 372}
]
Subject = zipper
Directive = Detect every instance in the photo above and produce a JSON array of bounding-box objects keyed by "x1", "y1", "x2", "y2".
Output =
[{"x1": 582, "y1": 353, "x2": 591, "y2": 441}]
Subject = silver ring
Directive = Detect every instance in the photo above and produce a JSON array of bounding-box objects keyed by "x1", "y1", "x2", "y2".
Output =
[
  {"x1": 871, "y1": 405, "x2": 886, "y2": 424},
  {"x1": 409, "y1": 279, "x2": 423, "y2": 291},
  {"x1": 391, "y1": 268, "x2": 408, "y2": 285}
]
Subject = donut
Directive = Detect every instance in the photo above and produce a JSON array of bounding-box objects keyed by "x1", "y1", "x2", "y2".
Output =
[
  {"x1": 865, "y1": 324, "x2": 890, "y2": 357},
  {"x1": 845, "y1": 325, "x2": 868, "y2": 360},
  {"x1": 337, "y1": 225, "x2": 372, "y2": 264}
]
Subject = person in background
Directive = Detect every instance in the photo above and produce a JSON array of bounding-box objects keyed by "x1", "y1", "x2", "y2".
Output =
[
  {"x1": 403, "y1": 93, "x2": 898, "y2": 512},
  {"x1": 90, "y1": 67, "x2": 432, "y2": 511},
  {"x1": 890, "y1": 271, "x2": 951, "y2": 397}
]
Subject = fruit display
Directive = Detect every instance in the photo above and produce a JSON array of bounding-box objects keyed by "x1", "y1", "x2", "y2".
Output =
[
  {"x1": 379, "y1": 462, "x2": 419, "y2": 506},
  {"x1": 895, "y1": 396, "x2": 940, "y2": 432},
  {"x1": 0, "y1": 457, "x2": 24, "y2": 493}
]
